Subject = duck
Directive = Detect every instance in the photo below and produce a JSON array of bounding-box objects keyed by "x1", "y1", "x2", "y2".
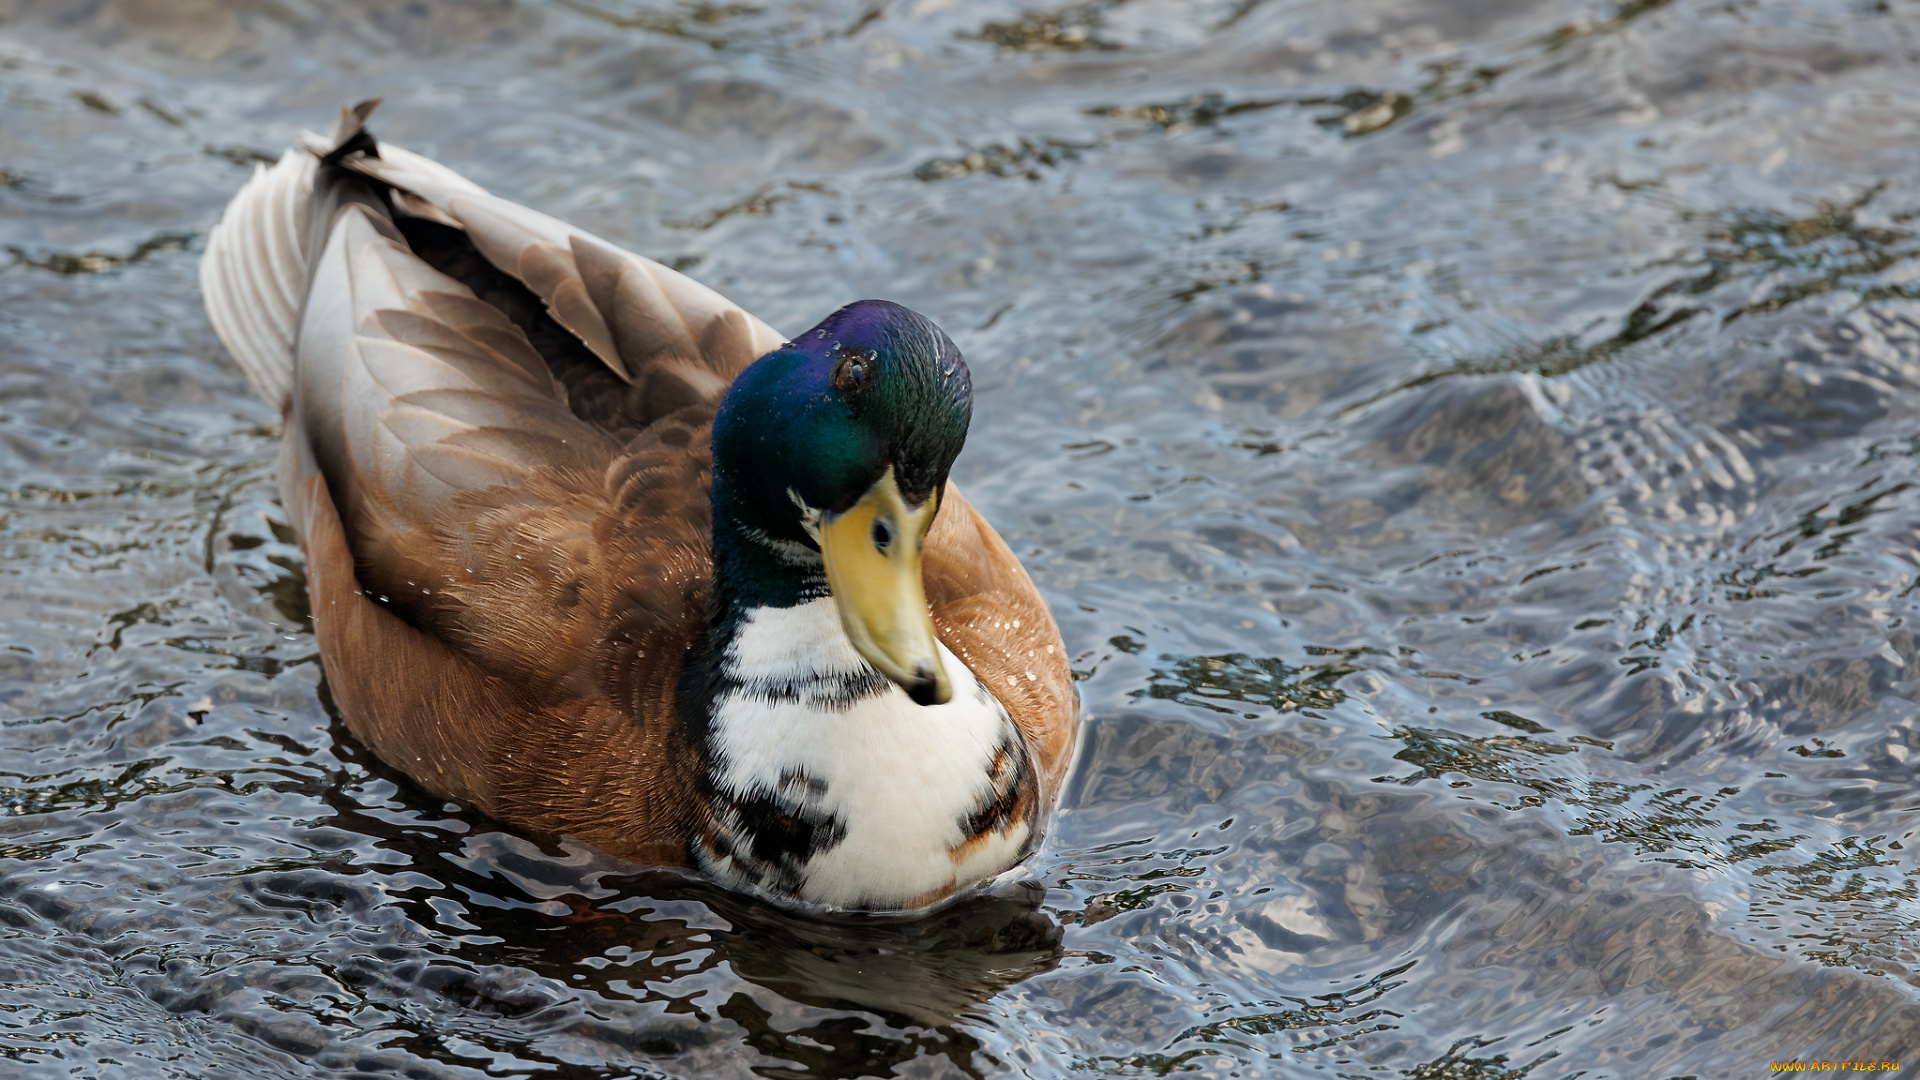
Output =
[{"x1": 198, "y1": 102, "x2": 1077, "y2": 912}]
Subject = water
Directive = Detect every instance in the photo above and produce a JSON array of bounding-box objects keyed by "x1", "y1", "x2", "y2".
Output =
[{"x1": 3, "y1": 0, "x2": 1919, "y2": 1075}]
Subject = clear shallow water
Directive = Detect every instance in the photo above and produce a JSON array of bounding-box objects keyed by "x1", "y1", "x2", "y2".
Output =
[{"x1": 2, "y1": 0, "x2": 1920, "y2": 1075}]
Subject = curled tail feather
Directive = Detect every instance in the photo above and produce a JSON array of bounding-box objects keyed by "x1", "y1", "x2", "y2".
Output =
[
  {"x1": 200, "y1": 99, "x2": 387, "y2": 414},
  {"x1": 200, "y1": 147, "x2": 318, "y2": 413}
]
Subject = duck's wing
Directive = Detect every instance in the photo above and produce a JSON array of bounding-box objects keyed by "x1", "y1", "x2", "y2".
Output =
[
  {"x1": 199, "y1": 102, "x2": 743, "y2": 699},
  {"x1": 198, "y1": 125, "x2": 716, "y2": 850},
  {"x1": 924, "y1": 487, "x2": 1079, "y2": 802},
  {"x1": 283, "y1": 415, "x2": 706, "y2": 856},
  {"x1": 290, "y1": 157, "x2": 728, "y2": 703},
  {"x1": 309, "y1": 131, "x2": 787, "y2": 425}
]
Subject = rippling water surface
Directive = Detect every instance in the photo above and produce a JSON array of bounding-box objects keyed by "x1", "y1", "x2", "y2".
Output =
[{"x1": 4, "y1": 0, "x2": 1920, "y2": 1075}]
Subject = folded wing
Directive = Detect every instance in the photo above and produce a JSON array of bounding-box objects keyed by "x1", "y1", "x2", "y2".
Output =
[{"x1": 309, "y1": 132, "x2": 786, "y2": 425}]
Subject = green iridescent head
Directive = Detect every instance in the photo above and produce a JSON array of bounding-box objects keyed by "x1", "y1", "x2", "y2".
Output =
[{"x1": 708, "y1": 300, "x2": 974, "y2": 704}]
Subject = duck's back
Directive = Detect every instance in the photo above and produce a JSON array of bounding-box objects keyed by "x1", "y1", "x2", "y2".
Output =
[{"x1": 199, "y1": 104, "x2": 1078, "y2": 874}]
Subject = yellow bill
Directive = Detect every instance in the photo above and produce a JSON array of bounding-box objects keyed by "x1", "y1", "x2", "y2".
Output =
[{"x1": 819, "y1": 467, "x2": 952, "y2": 706}]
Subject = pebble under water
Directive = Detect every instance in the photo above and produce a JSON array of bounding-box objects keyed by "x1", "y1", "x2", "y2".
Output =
[{"x1": 4, "y1": 0, "x2": 1920, "y2": 1076}]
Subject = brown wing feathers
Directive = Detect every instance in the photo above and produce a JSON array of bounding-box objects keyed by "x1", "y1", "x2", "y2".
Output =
[
  {"x1": 312, "y1": 131, "x2": 788, "y2": 395},
  {"x1": 283, "y1": 163, "x2": 712, "y2": 848},
  {"x1": 285, "y1": 434, "x2": 701, "y2": 858}
]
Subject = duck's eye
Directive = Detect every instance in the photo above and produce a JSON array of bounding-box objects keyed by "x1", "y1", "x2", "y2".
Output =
[
  {"x1": 871, "y1": 518, "x2": 894, "y2": 552},
  {"x1": 832, "y1": 353, "x2": 869, "y2": 394}
]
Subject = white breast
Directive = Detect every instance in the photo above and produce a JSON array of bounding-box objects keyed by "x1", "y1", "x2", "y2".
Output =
[{"x1": 701, "y1": 597, "x2": 1032, "y2": 908}]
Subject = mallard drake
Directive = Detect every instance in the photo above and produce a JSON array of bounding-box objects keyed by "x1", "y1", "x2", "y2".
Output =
[{"x1": 199, "y1": 102, "x2": 1076, "y2": 912}]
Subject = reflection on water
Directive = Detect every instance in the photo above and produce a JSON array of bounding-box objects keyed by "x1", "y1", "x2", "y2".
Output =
[{"x1": 4, "y1": 0, "x2": 1920, "y2": 1074}]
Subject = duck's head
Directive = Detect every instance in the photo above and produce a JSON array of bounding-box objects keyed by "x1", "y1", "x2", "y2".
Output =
[{"x1": 710, "y1": 299, "x2": 972, "y2": 706}]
